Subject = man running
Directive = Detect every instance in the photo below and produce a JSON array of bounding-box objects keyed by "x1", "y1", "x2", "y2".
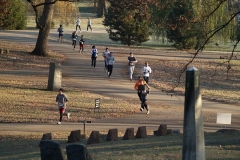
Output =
[
  {"x1": 142, "y1": 61, "x2": 152, "y2": 84},
  {"x1": 102, "y1": 47, "x2": 110, "y2": 71},
  {"x1": 56, "y1": 88, "x2": 70, "y2": 125},
  {"x1": 137, "y1": 80, "x2": 151, "y2": 114},
  {"x1": 106, "y1": 52, "x2": 115, "y2": 78},
  {"x1": 128, "y1": 52, "x2": 137, "y2": 81},
  {"x1": 76, "y1": 17, "x2": 81, "y2": 32}
]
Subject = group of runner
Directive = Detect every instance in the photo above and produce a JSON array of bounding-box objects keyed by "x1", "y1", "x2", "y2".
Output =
[
  {"x1": 75, "y1": 17, "x2": 92, "y2": 32},
  {"x1": 55, "y1": 58, "x2": 152, "y2": 124},
  {"x1": 57, "y1": 17, "x2": 92, "y2": 52},
  {"x1": 55, "y1": 17, "x2": 153, "y2": 124}
]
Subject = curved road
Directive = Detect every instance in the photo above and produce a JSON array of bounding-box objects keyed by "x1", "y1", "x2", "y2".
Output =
[{"x1": 0, "y1": 29, "x2": 239, "y2": 135}]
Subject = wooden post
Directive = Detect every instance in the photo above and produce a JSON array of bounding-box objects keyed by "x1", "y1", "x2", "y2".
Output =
[
  {"x1": 182, "y1": 67, "x2": 206, "y2": 160},
  {"x1": 0, "y1": 48, "x2": 3, "y2": 54},
  {"x1": 78, "y1": 120, "x2": 91, "y2": 139}
]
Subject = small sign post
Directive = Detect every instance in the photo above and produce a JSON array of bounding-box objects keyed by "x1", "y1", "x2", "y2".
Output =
[
  {"x1": 217, "y1": 113, "x2": 232, "y2": 128},
  {"x1": 78, "y1": 120, "x2": 91, "y2": 138}
]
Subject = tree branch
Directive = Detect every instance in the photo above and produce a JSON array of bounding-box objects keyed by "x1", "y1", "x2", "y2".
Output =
[
  {"x1": 172, "y1": 9, "x2": 240, "y2": 91},
  {"x1": 26, "y1": 0, "x2": 76, "y2": 29},
  {"x1": 204, "y1": 0, "x2": 227, "y2": 22},
  {"x1": 26, "y1": 0, "x2": 42, "y2": 28}
]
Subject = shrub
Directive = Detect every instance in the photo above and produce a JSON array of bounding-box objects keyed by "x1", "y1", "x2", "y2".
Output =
[{"x1": 0, "y1": 0, "x2": 27, "y2": 30}]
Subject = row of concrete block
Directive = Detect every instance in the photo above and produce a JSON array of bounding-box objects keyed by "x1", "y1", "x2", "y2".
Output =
[
  {"x1": 40, "y1": 124, "x2": 181, "y2": 145},
  {"x1": 39, "y1": 125, "x2": 181, "y2": 160}
]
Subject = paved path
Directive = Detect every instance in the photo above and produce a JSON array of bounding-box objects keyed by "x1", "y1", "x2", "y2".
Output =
[{"x1": 0, "y1": 29, "x2": 239, "y2": 135}]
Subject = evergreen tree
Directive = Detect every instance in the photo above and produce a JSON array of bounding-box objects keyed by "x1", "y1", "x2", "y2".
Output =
[
  {"x1": 103, "y1": 0, "x2": 151, "y2": 46},
  {"x1": 166, "y1": 0, "x2": 197, "y2": 50},
  {"x1": 149, "y1": 0, "x2": 174, "y2": 43}
]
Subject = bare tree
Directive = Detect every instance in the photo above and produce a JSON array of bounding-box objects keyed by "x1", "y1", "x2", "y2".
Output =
[
  {"x1": 173, "y1": 5, "x2": 240, "y2": 91},
  {"x1": 26, "y1": 0, "x2": 77, "y2": 56},
  {"x1": 28, "y1": 0, "x2": 55, "y2": 56}
]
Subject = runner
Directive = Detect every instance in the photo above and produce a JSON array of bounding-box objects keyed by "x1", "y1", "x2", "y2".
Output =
[
  {"x1": 128, "y1": 52, "x2": 137, "y2": 81},
  {"x1": 87, "y1": 17, "x2": 92, "y2": 32},
  {"x1": 91, "y1": 45, "x2": 98, "y2": 68},
  {"x1": 134, "y1": 76, "x2": 147, "y2": 101},
  {"x1": 57, "y1": 24, "x2": 64, "y2": 43},
  {"x1": 71, "y1": 31, "x2": 78, "y2": 50},
  {"x1": 142, "y1": 61, "x2": 152, "y2": 84},
  {"x1": 56, "y1": 88, "x2": 70, "y2": 125},
  {"x1": 106, "y1": 52, "x2": 115, "y2": 78},
  {"x1": 137, "y1": 80, "x2": 151, "y2": 114},
  {"x1": 76, "y1": 17, "x2": 81, "y2": 32},
  {"x1": 102, "y1": 47, "x2": 110, "y2": 72},
  {"x1": 79, "y1": 35, "x2": 85, "y2": 53}
]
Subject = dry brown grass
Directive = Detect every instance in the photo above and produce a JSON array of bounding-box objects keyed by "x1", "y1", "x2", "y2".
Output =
[
  {"x1": 0, "y1": 40, "x2": 139, "y2": 123},
  {"x1": 0, "y1": 75, "x2": 139, "y2": 123},
  {"x1": 135, "y1": 58, "x2": 240, "y2": 105},
  {"x1": 1, "y1": 7, "x2": 240, "y2": 160},
  {"x1": 0, "y1": 41, "x2": 64, "y2": 70},
  {"x1": 1, "y1": 39, "x2": 240, "y2": 124}
]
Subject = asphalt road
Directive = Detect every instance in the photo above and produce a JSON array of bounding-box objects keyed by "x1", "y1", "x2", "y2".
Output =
[{"x1": 0, "y1": 29, "x2": 239, "y2": 135}]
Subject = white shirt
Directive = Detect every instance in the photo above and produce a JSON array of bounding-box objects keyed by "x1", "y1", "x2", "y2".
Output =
[
  {"x1": 102, "y1": 51, "x2": 110, "y2": 59},
  {"x1": 142, "y1": 66, "x2": 152, "y2": 77},
  {"x1": 76, "y1": 18, "x2": 81, "y2": 25},
  {"x1": 90, "y1": 49, "x2": 98, "y2": 57}
]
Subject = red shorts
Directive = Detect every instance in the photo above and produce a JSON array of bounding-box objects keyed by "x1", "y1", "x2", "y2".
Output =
[
  {"x1": 59, "y1": 108, "x2": 65, "y2": 114},
  {"x1": 80, "y1": 44, "x2": 84, "y2": 48}
]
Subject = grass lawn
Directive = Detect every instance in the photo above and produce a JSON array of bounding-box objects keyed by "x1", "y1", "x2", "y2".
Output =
[
  {"x1": 1, "y1": 35, "x2": 240, "y2": 160},
  {"x1": 1, "y1": 2, "x2": 240, "y2": 159}
]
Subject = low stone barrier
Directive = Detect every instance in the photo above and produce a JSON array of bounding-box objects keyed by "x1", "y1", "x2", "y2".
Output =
[
  {"x1": 123, "y1": 128, "x2": 134, "y2": 140},
  {"x1": 66, "y1": 143, "x2": 92, "y2": 160},
  {"x1": 106, "y1": 128, "x2": 118, "y2": 141},
  {"x1": 154, "y1": 124, "x2": 168, "y2": 136},
  {"x1": 135, "y1": 126, "x2": 147, "y2": 139},
  {"x1": 87, "y1": 131, "x2": 100, "y2": 145},
  {"x1": 39, "y1": 133, "x2": 52, "y2": 147},
  {"x1": 39, "y1": 125, "x2": 180, "y2": 159},
  {"x1": 68, "y1": 130, "x2": 81, "y2": 143},
  {"x1": 40, "y1": 140, "x2": 65, "y2": 160}
]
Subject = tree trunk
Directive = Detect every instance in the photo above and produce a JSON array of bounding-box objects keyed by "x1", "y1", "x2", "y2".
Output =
[
  {"x1": 31, "y1": 0, "x2": 55, "y2": 57},
  {"x1": 97, "y1": 0, "x2": 106, "y2": 18},
  {"x1": 103, "y1": 0, "x2": 107, "y2": 15},
  {"x1": 127, "y1": 35, "x2": 131, "y2": 46},
  {"x1": 94, "y1": 0, "x2": 97, "y2": 13}
]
